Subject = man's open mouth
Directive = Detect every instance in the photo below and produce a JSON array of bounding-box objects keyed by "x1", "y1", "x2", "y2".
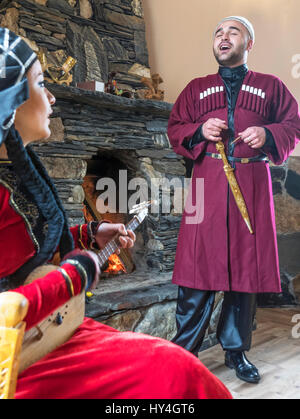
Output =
[{"x1": 219, "y1": 44, "x2": 232, "y2": 52}]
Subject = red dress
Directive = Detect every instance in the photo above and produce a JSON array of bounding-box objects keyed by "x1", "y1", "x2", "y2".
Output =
[
  {"x1": 0, "y1": 176, "x2": 231, "y2": 399},
  {"x1": 168, "y1": 71, "x2": 300, "y2": 293}
]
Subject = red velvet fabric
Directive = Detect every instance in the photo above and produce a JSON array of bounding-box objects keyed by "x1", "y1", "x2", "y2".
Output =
[
  {"x1": 0, "y1": 185, "x2": 36, "y2": 277},
  {"x1": 11, "y1": 275, "x2": 232, "y2": 399},
  {"x1": 16, "y1": 318, "x2": 232, "y2": 399},
  {"x1": 168, "y1": 72, "x2": 300, "y2": 293},
  {"x1": 0, "y1": 182, "x2": 90, "y2": 276},
  {"x1": 0, "y1": 182, "x2": 232, "y2": 399},
  {"x1": 69, "y1": 225, "x2": 89, "y2": 250}
]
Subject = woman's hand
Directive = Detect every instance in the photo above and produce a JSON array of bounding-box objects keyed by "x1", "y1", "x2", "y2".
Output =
[{"x1": 95, "y1": 223, "x2": 136, "y2": 254}]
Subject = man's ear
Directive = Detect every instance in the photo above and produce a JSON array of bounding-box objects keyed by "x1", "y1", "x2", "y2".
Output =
[{"x1": 247, "y1": 39, "x2": 254, "y2": 52}]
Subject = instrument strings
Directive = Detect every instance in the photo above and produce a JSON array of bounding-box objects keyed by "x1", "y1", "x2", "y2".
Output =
[{"x1": 97, "y1": 216, "x2": 139, "y2": 268}]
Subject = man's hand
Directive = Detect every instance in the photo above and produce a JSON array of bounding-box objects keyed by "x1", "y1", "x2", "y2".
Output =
[
  {"x1": 202, "y1": 118, "x2": 228, "y2": 142},
  {"x1": 238, "y1": 127, "x2": 266, "y2": 149},
  {"x1": 95, "y1": 223, "x2": 136, "y2": 254}
]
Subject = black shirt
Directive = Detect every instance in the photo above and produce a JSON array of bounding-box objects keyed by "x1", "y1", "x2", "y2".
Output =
[{"x1": 188, "y1": 64, "x2": 277, "y2": 157}]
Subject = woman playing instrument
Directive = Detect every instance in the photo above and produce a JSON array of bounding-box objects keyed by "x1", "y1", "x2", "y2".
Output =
[{"x1": 0, "y1": 28, "x2": 231, "y2": 399}]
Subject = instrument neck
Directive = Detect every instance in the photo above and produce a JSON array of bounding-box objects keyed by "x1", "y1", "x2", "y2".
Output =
[{"x1": 97, "y1": 216, "x2": 140, "y2": 269}]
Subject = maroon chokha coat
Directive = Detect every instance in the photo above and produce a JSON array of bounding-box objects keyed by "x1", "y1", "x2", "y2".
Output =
[{"x1": 168, "y1": 71, "x2": 300, "y2": 293}]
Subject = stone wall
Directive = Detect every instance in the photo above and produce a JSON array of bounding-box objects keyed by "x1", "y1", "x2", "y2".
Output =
[
  {"x1": 34, "y1": 84, "x2": 183, "y2": 274},
  {"x1": 85, "y1": 272, "x2": 223, "y2": 349},
  {"x1": 258, "y1": 158, "x2": 300, "y2": 307},
  {"x1": 0, "y1": 0, "x2": 149, "y2": 94}
]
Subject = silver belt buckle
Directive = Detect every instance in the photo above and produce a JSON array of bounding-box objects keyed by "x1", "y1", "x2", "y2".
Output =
[{"x1": 212, "y1": 153, "x2": 221, "y2": 159}]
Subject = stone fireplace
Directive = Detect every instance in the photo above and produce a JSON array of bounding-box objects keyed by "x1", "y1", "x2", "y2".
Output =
[
  {"x1": 1, "y1": 0, "x2": 299, "y2": 349},
  {"x1": 35, "y1": 83, "x2": 185, "y2": 341}
]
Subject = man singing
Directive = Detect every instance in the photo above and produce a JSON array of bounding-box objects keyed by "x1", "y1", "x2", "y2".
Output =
[{"x1": 168, "y1": 16, "x2": 300, "y2": 384}]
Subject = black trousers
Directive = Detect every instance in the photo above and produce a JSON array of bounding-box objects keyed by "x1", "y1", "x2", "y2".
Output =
[{"x1": 172, "y1": 286, "x2": 257, "y2": 355}]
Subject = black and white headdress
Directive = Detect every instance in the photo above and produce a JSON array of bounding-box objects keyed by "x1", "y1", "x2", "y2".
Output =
[
  {"x1": 0, "y1": 28, "x2": 74, "y2": 291},
  {"x1": 0, "y1": 27, "x2": 37, "y2": 144}
]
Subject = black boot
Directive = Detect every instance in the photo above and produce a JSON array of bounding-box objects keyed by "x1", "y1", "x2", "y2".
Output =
[{"x1": 225, "y1": 351, "x2": 261, "y2": 384}]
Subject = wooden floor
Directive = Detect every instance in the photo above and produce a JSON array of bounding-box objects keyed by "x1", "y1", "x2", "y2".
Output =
[{"x1": 198, "y1": 307, "x2": 300, "y2": 399}]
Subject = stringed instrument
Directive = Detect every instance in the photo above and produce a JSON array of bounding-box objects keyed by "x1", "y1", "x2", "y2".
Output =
[{"x1": 19, "y1": 201, "x2": 153, "y2": 373}]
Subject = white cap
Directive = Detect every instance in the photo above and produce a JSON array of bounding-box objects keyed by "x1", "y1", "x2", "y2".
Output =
[{"x1": 214, "y1": 16, "x2": 255, "y2": 43}]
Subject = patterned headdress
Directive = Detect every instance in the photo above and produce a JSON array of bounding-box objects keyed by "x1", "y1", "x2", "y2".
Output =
[
  {"x1": 0, "y1": 28, "x2": 74, "y2": 291},
  {"x1": 0, "y1": 27, "x2": 37, "y2": 144}
]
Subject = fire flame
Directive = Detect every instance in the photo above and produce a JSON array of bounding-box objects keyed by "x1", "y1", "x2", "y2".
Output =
[{"x1": 104, "y1": 254, "x2": 126, "y2": 274}]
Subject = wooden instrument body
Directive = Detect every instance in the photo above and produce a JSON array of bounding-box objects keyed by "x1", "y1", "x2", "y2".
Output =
[{"x1": 19, "y1": 265, "x2": 85, "y2": 374}]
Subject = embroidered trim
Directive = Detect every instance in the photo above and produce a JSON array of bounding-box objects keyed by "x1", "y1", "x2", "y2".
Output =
[{"x1": 0, "y1": 177, "x2": 40, "y2": 252}]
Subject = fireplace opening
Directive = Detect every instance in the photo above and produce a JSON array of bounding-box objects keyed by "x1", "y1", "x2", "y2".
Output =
[{"x1": 82, "y1": 152, "x2": 146, "y2": 279}]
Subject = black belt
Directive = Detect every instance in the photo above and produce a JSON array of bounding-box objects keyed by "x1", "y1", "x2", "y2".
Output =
[{"x1": 205, "y1": 152, "x2": 269, "y2": 164}]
